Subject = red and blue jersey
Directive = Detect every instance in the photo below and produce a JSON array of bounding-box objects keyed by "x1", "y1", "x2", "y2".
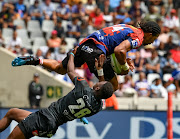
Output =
[{"x1": 79, "y1": 24, "x2": 144, "y2": 55}]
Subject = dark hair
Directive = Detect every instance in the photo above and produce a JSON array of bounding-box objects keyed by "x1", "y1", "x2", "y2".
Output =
[
  {"x1": 99, "y1": 82, "x2": 114, "y2": 99},
  {"x1": 139, "y1": 21, "x2": 161, "y2": 36}
]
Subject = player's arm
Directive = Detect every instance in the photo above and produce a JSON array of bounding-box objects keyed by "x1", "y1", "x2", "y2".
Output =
[
  {"x1": 114, "y1": 40, "x2": 134, "y2": 72},
  {"x1": 67, "y1": 47, "x2": 79, "y2": 81},
  {"x1": 95, "y1": 54, "x2": 106, "y2": 82}
]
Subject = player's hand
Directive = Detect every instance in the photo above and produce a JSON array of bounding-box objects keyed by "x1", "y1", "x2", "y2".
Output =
[
  {"x1": 126, "y1": 58, "x2": 135, "y2": 72},
  {"x1": 11, "y1": 56, "x2": 40, "y2": 67},
  {"x1": 95, "y1": 54, "x2": 106, "y2": 70}
]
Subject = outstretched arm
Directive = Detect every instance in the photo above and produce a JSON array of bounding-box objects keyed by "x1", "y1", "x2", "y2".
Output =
[
  {"x1": 67, "y1": 47, "x2": 79, "y2": 81},
  {"x1": 95, "y1": 54, "x2": 106, "y2": 82}
]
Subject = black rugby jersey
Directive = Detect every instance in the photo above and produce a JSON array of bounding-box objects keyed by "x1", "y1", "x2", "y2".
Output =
[{"x1": 39, "y1": 77, "x2": 102, "y2": 126}]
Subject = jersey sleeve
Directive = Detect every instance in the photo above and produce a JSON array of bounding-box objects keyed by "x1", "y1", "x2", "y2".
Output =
[
  {"x1": 127, "y1": 38, "x2": 141, "y2": 49},
  {"x1": 73, "y1": 76, "x2": 89, "y2": 91},
  {"x1": 127, "y1": 28, "x2": 144, "y2": 49}
]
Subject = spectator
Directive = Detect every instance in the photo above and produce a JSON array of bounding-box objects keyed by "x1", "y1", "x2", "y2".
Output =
[
  {"x1": 84, "y1": 0, "x2": 96, "y2": 15},
  {"x1": 18, "y1": 47, "x2": 30, "y2": 56},
  {"x1": 133, "y1": 51, "x2": 145, "y2": 73},
  {"x1": 144, "y1": 5, "x2": 161, "y2": 21},
  {"x1": 115, "y1": 75, "x2": 136, "y2": 97},
  {"x1": 160, "y1": 52, "x2": 178, "y2": 75},
  {"x1": 14, "y1": 0, "x2": 28, "y2": 21},
  {"x1": 140, "y1": 44, "x2": 154, "y2": 59},
  {"x1": 157, "y1": 41, "x2": 167, "y2": 57},
  {"x1": 29, "y1": 73, "x2": 43, "y2": 109},
  {"x1": 157, "y1": 26, "x2": 170, "y2": 44},
  {"x1": 71, "y1": 1, "x2": 85, "y2": 21},
  {"x1": 105, "y1": 94, "x2": 118, "y2": 110},
  {"x1": 164, "y1": 77, "x2": 177, "y2": 98},
  {"x1": 56, "y1": 0, "x2": 70, "y2": 20},
  {"x1": 164, "y1": 9, "x2": 179, "y2": 31},
  {"x1": 164, "y1": 35, "x2": 176, "y2": 51},
  {"x1": 128, "y1": 0, "x2": 143, "y2": 19},
  {"x1": 172, "y1": 67, "x2": 180, "y2": 93},
  {"x1": 45, "y1": 48, "x2": 55, "y2": 59},
  {"x1": 145, "y1": 50, "x2": 160, "y2": 75},
  {"x1": 99, "y1": 0, "x2": 114, "y2": 26},
  {"x1": 36, "y1": 49, "x2": 44, "y2": 59},
  {"x1": 150, "y1": 78, "x2": 167, "y2": 98},
  {"x1": 80, "y1": 20, "x2": 88, "y2": 37},
  {"x1": 41, "y1": 0, "x2": 56, "y2": 20},
  {"x1": 8, "y1": 31, "x2": 22, "y2": 53},
  {"x1": 115, "y1": 8, "x2": 132, "y2": 25},
  {"x1": 88, "y1": 7, "x2": 105, "y2": 33},
  {"x1": 0, "y1": 3, "x2": 15, "y2": 28},
  {"x1": 67, "y1": 17, "x2": 80, "y2": 42},
  {"x1": 170, "y1": 45, "x2": 180, "y2": 64},
  {"x1": 54, "y1": 19, "x2": 65, "y2": 38},
  {"x1": 28, "y1": 0, "x2": 43, "y2": 26},
  {"x1": 135, "y1": 72, "x2": 150, "y2": 97},
  {"x1": 47, "y1": 30, "x2": 61, "y2": 48}
]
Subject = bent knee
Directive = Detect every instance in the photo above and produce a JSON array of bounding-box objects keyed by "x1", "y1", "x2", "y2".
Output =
[{"x1": 6, "y1": 108, "x2": 19, "y2": 118}]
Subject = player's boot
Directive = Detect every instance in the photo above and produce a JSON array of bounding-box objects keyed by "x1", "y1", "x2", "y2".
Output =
[
  {"x1": 80, "y1": 117, "x2": 88, "y2": 124},
  {"x1": 12, "y1": 56, "x2": 40, "y2": 67}
]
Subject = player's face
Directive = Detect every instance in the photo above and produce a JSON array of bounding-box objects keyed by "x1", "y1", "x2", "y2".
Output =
[
  {"x1": 143, "y1": 34, "x2": 158, "y2": 45},
  {"x1": 93, "y1": 81, "x2": 107, "y2": 91}
]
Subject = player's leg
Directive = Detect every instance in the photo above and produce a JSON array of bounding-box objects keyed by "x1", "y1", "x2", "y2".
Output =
[
  {"x1": 42, "y1": 59, "x2": 67, "y2": 74},
  {"x1": 0, "y1": 108, "x2": 31, "y2": 132},
  {"x1": 7, "y1": 126, "x2": 26, "y2": 139}
]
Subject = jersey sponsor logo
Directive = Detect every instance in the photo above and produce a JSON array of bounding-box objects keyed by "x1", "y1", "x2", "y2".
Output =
[
  {"x1": 131, "y1": 39, "x2": 140, "y2": 49},
  {"x1": 32, "y1": 130, "x2": 39, "y2": 136},
  {"x1": 81, "y1": 45, "x2": 93, "y2": 53}
]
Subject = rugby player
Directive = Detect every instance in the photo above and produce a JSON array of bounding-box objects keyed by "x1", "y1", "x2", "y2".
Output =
[
  {"x1": 12, "y1": 21, "x2": 161, "y2": 90},
  {"x1": 1, "y1": 49, "x2": 114, "y2": 138}
]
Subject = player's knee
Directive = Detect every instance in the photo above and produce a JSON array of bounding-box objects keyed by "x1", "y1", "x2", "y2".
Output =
[
  {"x1": 6, "y1": 108, "x2": 18, "y2": 119},
  {"x1": 56, "y1": 63, "x2": 67, "y2": 75}
]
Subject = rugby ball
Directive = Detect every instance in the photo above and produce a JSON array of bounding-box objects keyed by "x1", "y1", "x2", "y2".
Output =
[{"x1": 110, "y1": 53, "x2": 122, "y2": 75}]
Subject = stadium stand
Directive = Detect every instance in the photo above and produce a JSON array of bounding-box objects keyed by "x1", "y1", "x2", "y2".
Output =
[{"x1": 0, "y1": 0, "x2": 179, "y2": 109}]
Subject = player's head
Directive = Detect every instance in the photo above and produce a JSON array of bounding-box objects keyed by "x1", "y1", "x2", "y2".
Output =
[
  {"x1": 139, "y1": 21, "x2": 161, "y2": 45},
  {"x1": 93, "y1": 81, "x2": 114, "y2": 99}
]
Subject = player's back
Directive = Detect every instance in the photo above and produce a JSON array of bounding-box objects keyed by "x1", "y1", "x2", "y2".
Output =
[
  {"x1": 81, "y1": 24, "x2": 144, "y2": 55},
  {"x1": 40, "y1": 77, "x2": 102, "y2": 126}
]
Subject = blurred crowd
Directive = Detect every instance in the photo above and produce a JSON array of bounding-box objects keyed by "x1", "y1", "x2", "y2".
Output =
[{"x1": 0, "y1": 0, "x2": 180, "y2": 100}]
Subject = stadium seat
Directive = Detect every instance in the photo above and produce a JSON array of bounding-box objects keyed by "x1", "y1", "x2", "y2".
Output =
[
  {"x1": 62, "y1": 20, "x2": 68, "y2": 32},
  {"x1": 21, "y1": 38, "x2": 32, "y2": 49},
  {"x1": 65, "y1": 37, "x2": 76, "y2": 51},
  {"x1": 137, "y1": 97, "x2": 156, "y2": 110},
  {"x1": 16, "y1": 29, "x2": 29, "y2": 39},
  {"x1": 33, "y1": 37, "x2": 47, "y2": 54},
  {"x1": 117, "y1": 75, "x2": 125, "y2": 83},
  {"x1": 4, "y1": 37, "x2": 12, "y2": 46},
  {"x1": 30, "y1": 31, "x2": 43, "y2": 41},
  {"x1": 27, "y1": 20, "x2": 41, "y2": 32},
  {"x1": 42, "y1": 20, "x2": 55, "y2": 33},
  {"x1": 163, "y1": 73, "x2": 172, "y2": 82},
  {"x1": 2, "y1": 28, "x2": 13, "y2": 38},
  {"x1": 132, "y1": 73, "x2": 139, "y2": 82},
  {"x1": 117, "y1": 97, "x2": 134, "y2": 110},
  {"x1": 147, "y1": 73, "x2": 160, "y2": 85},
  {"x1": 45, "y1": 32, "x2": 51, "y2": 40},
  {"x1": 13, "y1": 19, "x2": 26, "y2": 28}
]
